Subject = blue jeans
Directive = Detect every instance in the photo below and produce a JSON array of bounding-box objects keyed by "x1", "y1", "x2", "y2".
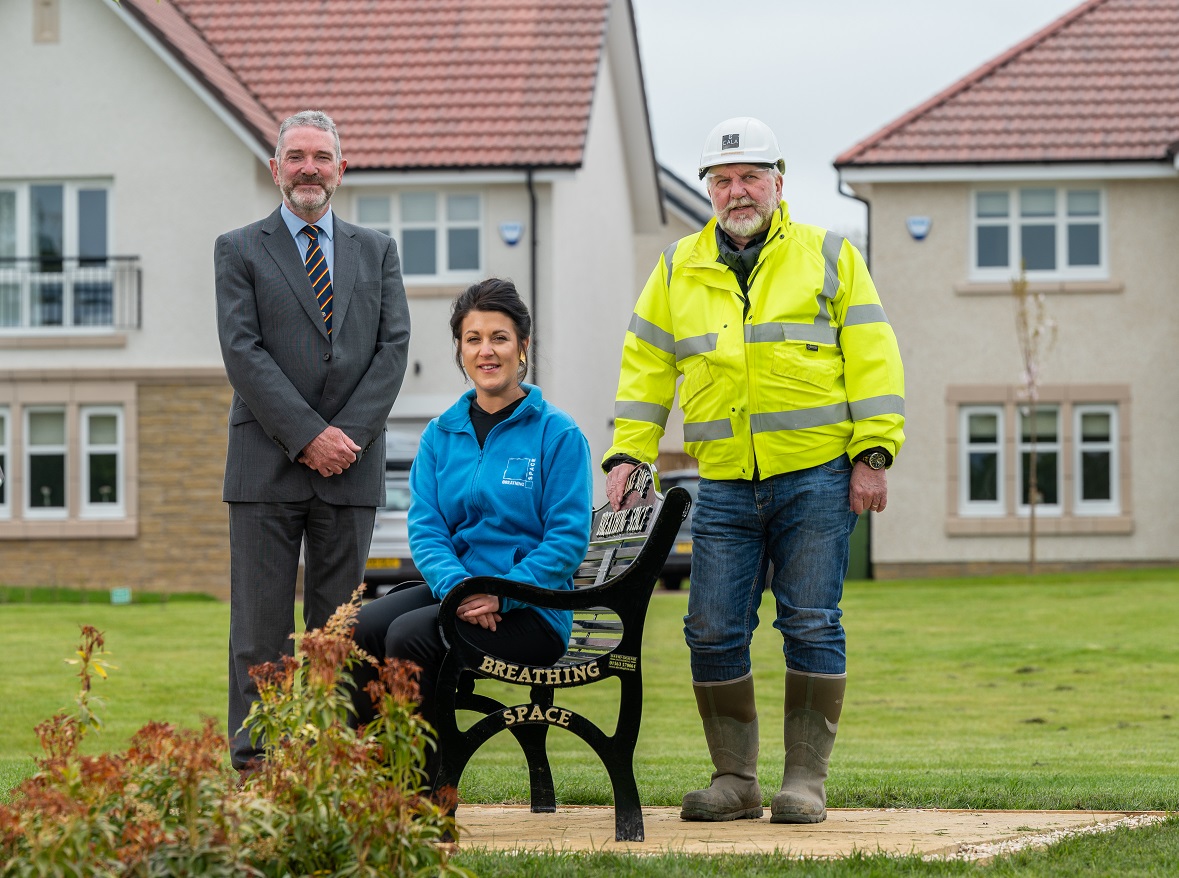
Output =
[{"x1": 684, "y1": 457, "x2": 859, "y2": 682}]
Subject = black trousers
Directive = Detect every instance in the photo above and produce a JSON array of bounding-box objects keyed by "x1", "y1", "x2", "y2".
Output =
[{"x1": 350, "y1": 582, "x2": 566, "y2": 738}]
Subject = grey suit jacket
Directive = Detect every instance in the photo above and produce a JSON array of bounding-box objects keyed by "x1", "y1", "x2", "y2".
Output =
[{"x1": 215, "y1": 206, "x2": 410, "y2": 506}]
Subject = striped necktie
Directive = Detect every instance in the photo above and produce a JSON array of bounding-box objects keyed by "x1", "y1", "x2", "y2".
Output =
[{"x1": 302, "y1": 224, "x2": 332, "y2": 335}]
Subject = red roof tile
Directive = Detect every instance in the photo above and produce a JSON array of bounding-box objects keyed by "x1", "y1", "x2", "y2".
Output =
[
  {"x1": 836, "y1": 0, "x2": 1179, "y2": 167},
  {"x1": 119, "y1": 0, "x2": 610, "y2": 169}
]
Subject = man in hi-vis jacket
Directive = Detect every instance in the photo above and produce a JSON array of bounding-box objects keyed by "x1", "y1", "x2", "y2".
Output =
[{"x1": 604, "y1": 117, "x2": 904, "y2": 825}]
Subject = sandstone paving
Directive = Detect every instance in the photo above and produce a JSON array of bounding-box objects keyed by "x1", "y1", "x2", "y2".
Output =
[{"x1": 452, "y1": 805, "x2": 1166, "y2": 858}]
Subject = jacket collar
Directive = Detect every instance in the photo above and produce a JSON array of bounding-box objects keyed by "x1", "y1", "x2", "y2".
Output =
[
  {"x1": 437, "y1": 384, "x2": 542, "y2": 432},
  {"x1": 688, "y1": 200, "x2": 790, "y2": 271}
]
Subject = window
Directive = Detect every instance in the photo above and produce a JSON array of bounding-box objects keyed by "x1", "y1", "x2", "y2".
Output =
[
  {"x1": 0, "y1": 180, "x2": 122, "y2": 328},
  {"x1": 356, "y1": 191, "x2": 481, "y2": 281},
  {"x1": 959, "y1": 406, "x2": 1004, "y2": 515},
  {"x1": 81, "y1": 406, "x2": 123, "y2": 517},
  {"x1": 1075, "y1": 404, "x2": 1118, "y2": 515},
  {"x1": 972, "y1": 187, "x2": 1104, "y2": 280},
  {"x1": 25, "y1": 407, "x2": 67, "y2": 518},
  {"x1": 0, "y1": 407, "x2": 8, "y2": 518},
  {"x1": 0, "y1": 388, "x2": 134, "y2": 537},
  {"x1": 1017, "y1": 406, "x2": 1061, "y2": 514},
  {"x1": 953, "y1": 392, "x2": 1125, "y2": 527}
]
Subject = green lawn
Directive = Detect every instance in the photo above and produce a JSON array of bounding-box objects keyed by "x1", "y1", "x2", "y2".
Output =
[{"x1": 3, "y1": 570, "x2": 1178, "y2": 874}]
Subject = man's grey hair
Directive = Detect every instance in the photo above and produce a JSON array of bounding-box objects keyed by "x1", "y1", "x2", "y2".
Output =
[{"x1": 274, "y1": 110, "x2": 341, "y2": 162}]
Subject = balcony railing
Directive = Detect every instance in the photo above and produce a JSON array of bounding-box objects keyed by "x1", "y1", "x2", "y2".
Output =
[{"x1": 0, "y1": 256, "x2": 142, "y2": 330}]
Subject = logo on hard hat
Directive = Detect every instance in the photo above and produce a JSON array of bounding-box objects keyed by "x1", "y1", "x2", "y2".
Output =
[{"x1": 721, "y1": 133, "x2": 740, "y2": 150}]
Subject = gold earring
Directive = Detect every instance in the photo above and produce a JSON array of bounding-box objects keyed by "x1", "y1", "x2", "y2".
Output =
[{"x1": 519, "y1": 354, "x2": 526, "y2": 364}]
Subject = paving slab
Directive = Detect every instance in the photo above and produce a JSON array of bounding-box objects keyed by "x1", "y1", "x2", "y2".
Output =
[{"x1": 453, "y1": 805, "x2": 1163, "y2": 858}]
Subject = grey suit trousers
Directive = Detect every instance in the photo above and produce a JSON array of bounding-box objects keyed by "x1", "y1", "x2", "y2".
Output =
[{"x1": 227, "y1": 498, "x2": 376, "y2": 768}]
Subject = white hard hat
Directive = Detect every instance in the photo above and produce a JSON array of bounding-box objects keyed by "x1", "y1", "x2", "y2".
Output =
[{"x1": 697, "y1": 116, "x2": 785, "y2": 180}]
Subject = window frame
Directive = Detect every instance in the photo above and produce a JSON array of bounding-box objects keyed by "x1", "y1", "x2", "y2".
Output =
[
  {"x1": 354, "y1": 189, "x2": 483, "y2": 283},
  {"x1": 80, "y1": 405, "x2": 124, "y2": 519},
  {"x1": 950, "y1": 389, "x2": 1127, "y2": 533},
  {"x1": 0, "y1": 179, "x2": 115, "y2": 329},
  {"x1": 970, "y1": 186, "x2": 1107, "y2": 283},
  {"x1": 24, "y1": 405, "x2": 68, "y2": 520},
  {"x1": 0, "y1": 383, "x2": 137, "y2": 539},
  {"x1": 1016, "y1": 404, "x2": 1062, "y2": 517},
  {"x1": 0, "y1": 405, "x2": 9, "y2": 519},
  {"x1": 958, "y1": 404, "x2": 1006, "y2": 516},
  {"x1": 1074, "y1": 403, "x2": 1120, "y2": 516}
]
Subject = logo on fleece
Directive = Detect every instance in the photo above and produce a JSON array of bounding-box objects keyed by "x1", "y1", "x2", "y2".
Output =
[{"x1": 502, "y1": 457, "x2": 536, "y2": 489}]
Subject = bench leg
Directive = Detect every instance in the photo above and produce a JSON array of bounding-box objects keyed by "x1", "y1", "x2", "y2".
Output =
[
  {"x1": 512, "y1": 723, "x2": 557, "y2": 812},
  {"x1": 610, "y1": 772, "x2": 644, "y2": 842},
  {"x1": 601, "y1": 755, "x2": 644, "y2": 841}
]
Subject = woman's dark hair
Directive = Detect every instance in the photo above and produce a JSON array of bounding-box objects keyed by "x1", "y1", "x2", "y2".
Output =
[{"x1": 450, "y1": 278, "x2": 532, "y2": 380}]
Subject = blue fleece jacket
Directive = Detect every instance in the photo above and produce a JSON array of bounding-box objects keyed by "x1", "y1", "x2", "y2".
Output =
[{"x1": 408, "y1": 384, "x2": 592, "y2": 644}]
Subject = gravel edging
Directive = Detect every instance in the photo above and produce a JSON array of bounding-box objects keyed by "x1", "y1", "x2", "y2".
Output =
[{"x1": 930, "y1": 813, "x2": 1168, "y2": 862}]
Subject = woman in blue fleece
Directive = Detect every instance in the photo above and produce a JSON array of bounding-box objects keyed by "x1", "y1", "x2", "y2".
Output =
[{"x1": 351, "y1": 277, "x2": 593, "y2": 752}]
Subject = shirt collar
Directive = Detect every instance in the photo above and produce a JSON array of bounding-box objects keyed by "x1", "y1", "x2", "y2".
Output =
[{"x1": 280, "y1": 202, "x2": 334, "y2": 240}]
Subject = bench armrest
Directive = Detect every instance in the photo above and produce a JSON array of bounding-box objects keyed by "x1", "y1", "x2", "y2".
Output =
[{"x1": 437, "y1": 574, "x2": 612, "y2": 649}]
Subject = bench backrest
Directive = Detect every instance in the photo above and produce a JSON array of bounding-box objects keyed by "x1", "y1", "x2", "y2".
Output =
[{"x1": 561, "y1": 464, "x2": 671, "y2": 667}]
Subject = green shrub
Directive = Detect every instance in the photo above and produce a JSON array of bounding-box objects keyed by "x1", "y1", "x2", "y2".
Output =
[{"x1": 0, "y1": 595, "x2": 471, "y2": 877}]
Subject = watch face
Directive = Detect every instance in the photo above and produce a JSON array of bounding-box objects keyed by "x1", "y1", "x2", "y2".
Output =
[{"x1": 867, "y1": 452, "x2": 887, "y2": 470}]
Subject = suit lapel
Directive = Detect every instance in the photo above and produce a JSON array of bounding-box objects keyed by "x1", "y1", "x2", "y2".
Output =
[
  {"x1": 330, "y1": 218, "x2": 360, "y2": 334},
  {"x1": 261, "y1": 207, "x2": 332, "y2": 341}
]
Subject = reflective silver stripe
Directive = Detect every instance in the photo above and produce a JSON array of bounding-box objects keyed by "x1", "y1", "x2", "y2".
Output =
[
  {"x1": 845, "y1": 303, "x2": 889, "y2": 326},
  {"x1": 662, "y1": 241, "x2": 678, "y2": 288},
  {"x1": 751, "y1": 402, "x2": 852, "y2": 433},
  {"x1": 684, "y1": 419, "x2": 733, "y2": 442},
  {"x1": 849, "y1": 395, "x2": 905, "y2": 420},
  {"x1": 816, "y1": 231, "x2": 844, "y2": 323},
  {"x1": 628, "y1": 312, "x2": 676, "y2": 355},
  {"x1": 614, "y1": 399, "x2": 671, "y2": 428},
  {"x1": 820, "y1": 232, "x2": 844, "y2": 300},
  {"x1": 675, "y1": 333, "x2": 719, "y2": 359},
  {"x1": 745, "y1": 322, "x2": 838, "y2": 345}
]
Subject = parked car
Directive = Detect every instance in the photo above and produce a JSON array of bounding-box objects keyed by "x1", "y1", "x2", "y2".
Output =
[
  {"x1": 363, "y1": 464, "x2": 419, "y2": 598},
  {"x1": 658, "y1": 468, "x2": 698, "y2": 590}
]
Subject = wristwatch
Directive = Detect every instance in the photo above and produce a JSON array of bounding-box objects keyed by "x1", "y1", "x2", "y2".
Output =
[{"x1": 855, "y1": 448, "x2": 890, "y2": 470}]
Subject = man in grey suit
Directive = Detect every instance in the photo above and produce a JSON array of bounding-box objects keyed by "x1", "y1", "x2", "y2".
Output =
[{"x1": 215, "y1": 109, "x2": 410, "y2": 770}]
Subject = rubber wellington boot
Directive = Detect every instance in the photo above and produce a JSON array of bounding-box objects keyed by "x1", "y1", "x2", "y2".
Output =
[
  {"x1": 680, "y1": 674, "x2": 763, "y2": 821},
  {"x1": 770, "y1": 669, "x2": 845, "y2": 824}
]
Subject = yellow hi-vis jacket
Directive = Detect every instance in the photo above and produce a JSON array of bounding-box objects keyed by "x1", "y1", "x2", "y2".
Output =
[{"x1": 604, "y1": 201, "x2": 904, "y2": 481}]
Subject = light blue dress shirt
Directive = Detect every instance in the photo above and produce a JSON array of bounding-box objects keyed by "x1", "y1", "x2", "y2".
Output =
[{"x1": 280, "y1": 202, "x2": 335, "y2": 278}]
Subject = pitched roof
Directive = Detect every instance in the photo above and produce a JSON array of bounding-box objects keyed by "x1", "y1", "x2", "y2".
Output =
[
  {"x1": 836, "y1": 0, "x2": 1179, "y2": 167},
  {"x1": 658, "y1": 164, "x2": 713, "y2": 227},
  {"x1": 118, "y1": 0, "x2": 611, "y2": 170}
]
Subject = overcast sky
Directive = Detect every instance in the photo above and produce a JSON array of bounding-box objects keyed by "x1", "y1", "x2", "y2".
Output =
[{"x1": 631, "y1": 0, "x2": 1082, "y2": 237}]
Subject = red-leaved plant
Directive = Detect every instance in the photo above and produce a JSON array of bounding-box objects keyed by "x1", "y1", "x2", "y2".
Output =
[{"x1": 0, "y1": 591, "x2": 470, "y2": 877}]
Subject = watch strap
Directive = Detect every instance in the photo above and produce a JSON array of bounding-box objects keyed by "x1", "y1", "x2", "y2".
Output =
[{"x1": 854, "y1": 447, "x2": 892, "y2": 468}]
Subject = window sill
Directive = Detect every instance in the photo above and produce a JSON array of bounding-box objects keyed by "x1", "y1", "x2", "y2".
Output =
[
  {"x1": 954, "y1": 280, "x2": 1124, "y2": 297},
  {"x1": 0, "y1": 331, "x2": 128, "y2": 349},
  {"x1": 946, "y1": 515, "x2": 1132, "y2": 536},
  {"x1": 0, "y1": 518, "x2": 138, "y2": 539}
]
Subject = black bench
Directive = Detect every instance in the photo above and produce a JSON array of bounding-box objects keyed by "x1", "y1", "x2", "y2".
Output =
[{"x1": 431, "y1": 463, "x2": 691, "y2": 842}]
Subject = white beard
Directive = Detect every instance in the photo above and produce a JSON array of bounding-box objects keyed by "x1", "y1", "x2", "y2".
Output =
[{"x1": 717, "y1": 197, "x2": 774, "y2": 239}]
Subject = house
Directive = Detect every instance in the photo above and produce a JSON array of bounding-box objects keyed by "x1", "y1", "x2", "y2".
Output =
[
  {"x1": 835, "y1": 0, "x2": 1179, "y2": 576},
  {"x1": 0, "y1": 0, "x2": 703, "y2": 598}
]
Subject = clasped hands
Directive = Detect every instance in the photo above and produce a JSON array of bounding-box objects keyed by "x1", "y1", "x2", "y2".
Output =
[
  {"x1": 457, "y1": 593, "x2": 502, "y2": 631},
  {"x1": 298, "y1": 426, "x2": 361, "y2": 477}
]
